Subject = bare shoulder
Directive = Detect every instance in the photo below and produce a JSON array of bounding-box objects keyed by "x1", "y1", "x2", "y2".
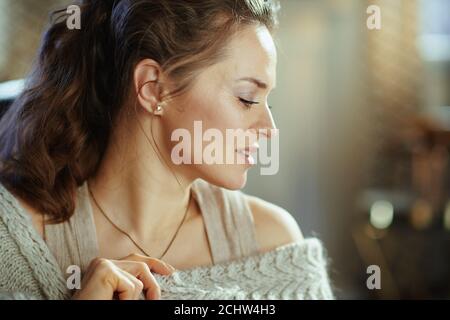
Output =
[{"x1": 245, "y1": 195, "x2": 303, "y2": 253}]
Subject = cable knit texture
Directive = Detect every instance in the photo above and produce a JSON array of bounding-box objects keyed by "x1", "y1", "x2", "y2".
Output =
[
  {"x1": 0, "y1": 183, "x2": 69, "y2": 300},
  {"x1": 0, "y1": 182, "x2": 334, "y2": 300},
  {"x1": 155, "y1": 239, "x2": 334, "y2": 300}
]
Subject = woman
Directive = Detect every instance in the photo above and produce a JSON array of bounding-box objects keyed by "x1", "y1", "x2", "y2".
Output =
[{"x1": 0, "y1": 0, "x2": 333, "y2": 300}]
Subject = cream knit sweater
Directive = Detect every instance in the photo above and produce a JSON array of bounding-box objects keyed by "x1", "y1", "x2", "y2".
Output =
[
  {"x1": 0, "y1": 183, "x2": 334, "y2": 300},
  {"x1": 155, "y1": 239, "x2": 334, "y2": 300}
]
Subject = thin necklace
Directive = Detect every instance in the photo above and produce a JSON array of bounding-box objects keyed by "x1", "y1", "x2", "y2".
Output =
[{"x1": 87, "y1": 183, "x2": 192, "y2": 260}]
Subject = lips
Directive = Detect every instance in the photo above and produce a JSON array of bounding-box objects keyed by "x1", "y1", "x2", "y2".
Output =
[
  {"x1": 235, "y1": 143, "x2": 259, "y2": 165},
  {"x1": 235, "y1": 143, "x2": 259, "y2": 154}
]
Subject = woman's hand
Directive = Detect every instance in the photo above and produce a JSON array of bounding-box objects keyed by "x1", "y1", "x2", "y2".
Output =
[{"x1": 72, "y1": 253, "x2": 176, "y2": 300}]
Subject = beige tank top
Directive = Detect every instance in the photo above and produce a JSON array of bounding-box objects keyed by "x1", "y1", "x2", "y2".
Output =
[{"x1": 44, "y1": 179, "x2": 260, "y2": 275}]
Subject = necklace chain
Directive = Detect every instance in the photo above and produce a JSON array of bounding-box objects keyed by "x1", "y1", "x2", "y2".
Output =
[{"x1": 87, "y1": 183, "x2": 192, "y2": 260}]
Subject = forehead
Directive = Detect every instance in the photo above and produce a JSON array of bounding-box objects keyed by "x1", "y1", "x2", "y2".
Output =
[{"x1": 221, "y1": 24, "x2": 277, "y2": 87}]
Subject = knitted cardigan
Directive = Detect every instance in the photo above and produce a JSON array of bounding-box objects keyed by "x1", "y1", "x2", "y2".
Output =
[{"x1": 0, "y1": 184, "x2": 334, "y2": 300}]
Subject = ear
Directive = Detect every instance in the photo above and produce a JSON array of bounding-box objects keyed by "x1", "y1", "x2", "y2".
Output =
[{"x1": 134, "y1": 59, "x2": 163, "y2": 114}]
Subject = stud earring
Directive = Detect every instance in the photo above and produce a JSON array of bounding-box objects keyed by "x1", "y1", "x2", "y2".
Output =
[{"x1": 154, "y1": 102, "x2": 165, "y2": 116}]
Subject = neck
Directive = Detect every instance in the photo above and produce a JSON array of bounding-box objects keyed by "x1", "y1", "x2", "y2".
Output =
[{"x1": 87, "y1": 114, "x2": 195, "y2": 244}]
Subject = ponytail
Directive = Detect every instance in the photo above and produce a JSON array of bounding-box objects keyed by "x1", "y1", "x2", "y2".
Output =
[
  {"x1": 0, "y1": 0, "x2": 280, "y2": 223},
  {"x1": 0, "y1": 0, "x2": 119, "y2": 223}
]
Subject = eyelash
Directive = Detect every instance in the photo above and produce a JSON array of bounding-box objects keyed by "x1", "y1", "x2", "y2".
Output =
[{"x1": 239, "y1": 98, "x2": 273, "y2": 110}]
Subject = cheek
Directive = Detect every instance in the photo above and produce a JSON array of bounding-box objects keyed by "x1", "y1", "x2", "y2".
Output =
[
  {"x1": 174, "y1": 91, "x2": 245, "y2": 133},
  {"x1": 198, "y1": 94, "x2": 247, "y2": 133},
  {"x1": 160, "y1": 90, "x2": 252, "y2": 168}
]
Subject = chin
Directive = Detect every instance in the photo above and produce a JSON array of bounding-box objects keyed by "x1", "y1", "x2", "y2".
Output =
[{"x1": 200, "y1": 165, "x2": 249, "y2": 190}]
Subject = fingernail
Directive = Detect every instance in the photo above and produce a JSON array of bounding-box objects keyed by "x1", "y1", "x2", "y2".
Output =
[{"x1": 165, "y1": 262, "x2": 176, "y2": 272}]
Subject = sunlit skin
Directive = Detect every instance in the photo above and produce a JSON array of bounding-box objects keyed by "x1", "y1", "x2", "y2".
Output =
[
  {"x1": 20, "y1": 23, "x2": 303, "y2": 299},
  {"x1": 158, "y1": 24, "x2": 278, "y2": 190}
]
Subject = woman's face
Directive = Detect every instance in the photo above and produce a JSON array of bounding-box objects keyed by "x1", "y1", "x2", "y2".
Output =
[{"x1": 161, "y1": 24, "x2": 277, "y2": 190}]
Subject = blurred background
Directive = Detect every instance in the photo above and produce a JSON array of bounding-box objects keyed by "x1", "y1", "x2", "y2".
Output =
[{"x1": 0, "y1": 0, "x2": 449, "y2": 299}]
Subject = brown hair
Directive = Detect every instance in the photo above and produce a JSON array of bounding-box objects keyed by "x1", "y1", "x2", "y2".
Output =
[{"x1": 0, "y1": 0, "x2": 280, "y2": 223}]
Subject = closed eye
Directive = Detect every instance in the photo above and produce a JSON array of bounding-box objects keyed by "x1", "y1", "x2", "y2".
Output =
[{"x1": 239, "y1": 97, "x2": 260, "y2": 109}]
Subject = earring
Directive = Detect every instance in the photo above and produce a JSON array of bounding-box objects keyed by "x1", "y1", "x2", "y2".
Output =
[{"x1": 154, "y1": 102, "x2": 164, "y2": 116}]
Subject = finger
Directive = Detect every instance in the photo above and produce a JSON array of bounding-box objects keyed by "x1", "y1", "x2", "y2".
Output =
[
  {"x1": 117, "y1": 268, "x2": 145, "y2": 300},
  {"x1": 122, "y1": 253, "x2": 176, "y2": 275},
  {"x1": 110, "y1": 268, "x2": 140, "y2": 300},
  {"x1": 113, "y1": 261, "x2": 161, "y2": 300}
]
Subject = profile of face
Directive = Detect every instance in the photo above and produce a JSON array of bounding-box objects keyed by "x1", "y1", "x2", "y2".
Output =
[{"x1": 137, "y1": 24, "x2": 278, "y2": 190}]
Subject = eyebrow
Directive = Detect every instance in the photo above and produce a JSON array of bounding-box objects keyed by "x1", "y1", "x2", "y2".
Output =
[{"x1": 236, "y1": 77, "x2": 270, "y2": 90}]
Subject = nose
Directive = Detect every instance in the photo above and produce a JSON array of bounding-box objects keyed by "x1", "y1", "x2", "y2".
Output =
[{"x1": 256, "y1": 104, "x2": 278, "y2": 140}]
